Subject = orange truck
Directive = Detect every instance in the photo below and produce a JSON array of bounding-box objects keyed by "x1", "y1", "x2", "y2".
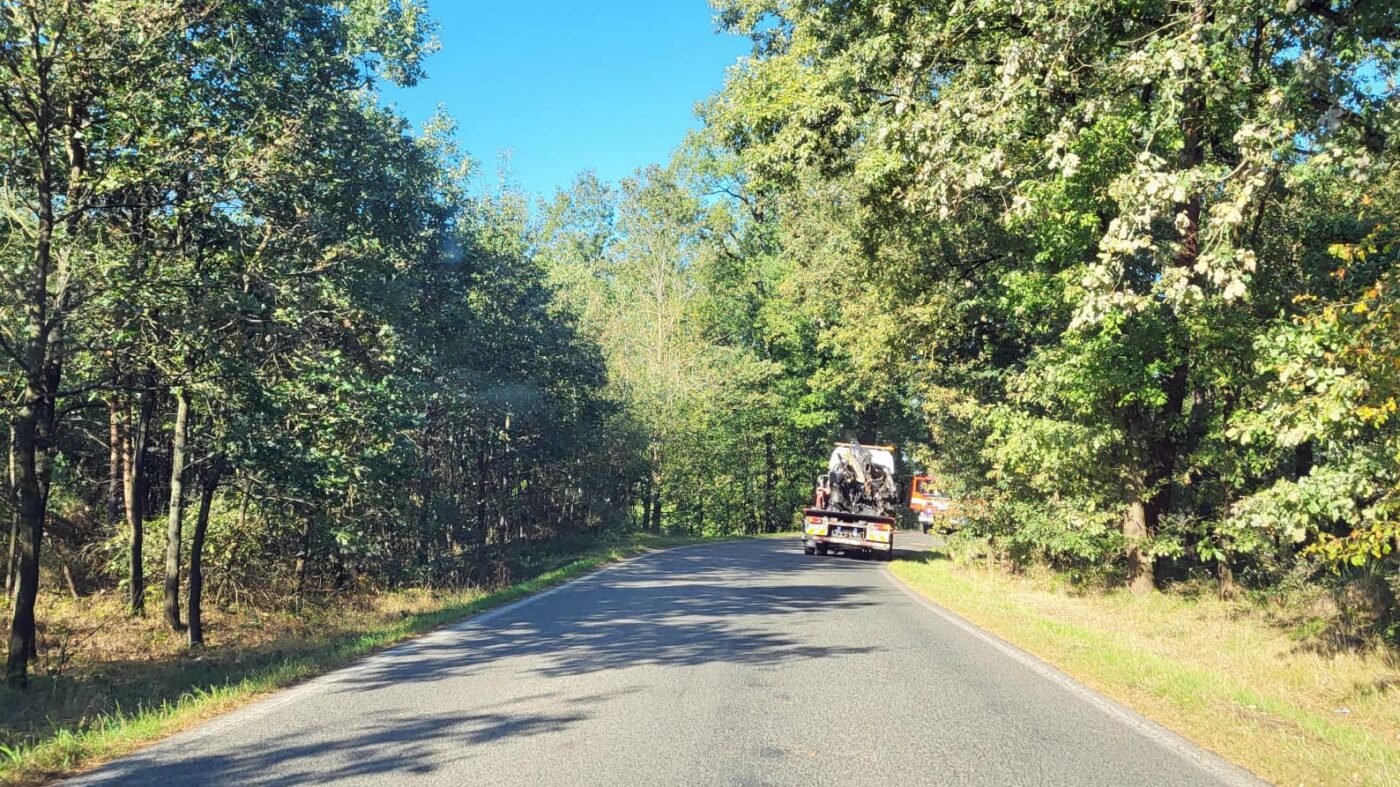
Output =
[{"x1": 909, "y1": 475, "x2": 955, "y2": 533}]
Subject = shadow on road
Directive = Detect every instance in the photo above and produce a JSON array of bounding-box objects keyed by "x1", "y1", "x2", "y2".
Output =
[
  {"x1": 341, "y1": 539, "x2": 881, "y2": 691},
  {"x1": 87, "y1": 707, "x2": 589, "y2": 785},
  {"x1": 80, "y1": 539, "x2": 886, "y2": 784}
]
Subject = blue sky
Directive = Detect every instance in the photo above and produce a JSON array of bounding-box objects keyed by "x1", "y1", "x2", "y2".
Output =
[{"x1": 381, "y1": 2, "x2": 750, "y2": 197}]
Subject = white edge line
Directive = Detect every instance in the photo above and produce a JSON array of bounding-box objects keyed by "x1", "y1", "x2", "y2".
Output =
[
  {"x1": 881, "y1": 564, "x2": 1269, "y2": 787},
  {"x1": 66, "y1": 541, "x2": 720, "y2": 784}
]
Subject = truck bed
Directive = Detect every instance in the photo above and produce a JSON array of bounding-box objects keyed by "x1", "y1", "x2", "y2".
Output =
[
  {"x1": 801, "y1": 507, "x2": 895, "y2": 524},
  {"x1": 801, "y1": 507, "x2": 895, "y2": 558}
]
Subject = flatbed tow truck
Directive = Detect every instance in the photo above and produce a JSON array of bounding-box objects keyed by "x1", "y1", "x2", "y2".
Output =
[{"x1": 802, "y1": 442, "x2": 899, "y2": 560}]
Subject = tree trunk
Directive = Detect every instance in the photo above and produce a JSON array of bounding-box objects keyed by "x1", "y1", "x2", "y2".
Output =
[
  {"x1": 639, "y1": 477, "x2": 653, "y2": 532},
  {"x1": 6, "y1": 338, "x2": 46, "y2": 679},
  {"x1": 763, "y1": 432, "x2": 776, "y2": 533},
  {"x1": 1124, "y1": 494, "x2": 1154, "y2": 596},
  {"x1": 1167, "y1": 388, "x2": 1208, "y2": 519},
  {"x1": 4, "y1": 511, "x2": 15, "y2": 601},
  {"x1": 1129, "y1": 0, "x2": 1209, "y2": 594},
  {"x1": 125, "y1": 384, "x2": 155, "y2": 615},
  {"x1": 107, "y1": 397, "x2": 122, "y2": 525},
  {"x1": 163, "y1": 387, "x2": 190, "y2": 631},
  {"x1": 7, "y1": 395, "x2": 46, "y2": 686},
  {"x1": 649, "y1": 477, "x2": 663, "y2": 534},
  {"x1": 188, "y1": 466, "x2": 221, "y2": 647},
  {"x1": 475, "y1": 445, "x2": 488, "y2": 544},
  {"x1": 5, "y1": 425, "x2": 17, "y2": 599},
  {"x1": 235, "y1": 478, "x2": 250, "y2": 530},
  {"x1": 1144, "y1": 363, "x2": 1188, "y2": 581},
  {"x1": 51, "y1": 538, "x2": 80, "y2": 599},
  {"x1": 7, "y1": 98, "x2": 59, "y2": 685},
  {"x1": 294, "y1": 512, "x2": 314, "y2": 601},
  {"x1": 648, "y1": 442, "x2": 663, "y2": 533},
  {"x1": 1216, "y1": 553, "x2": 1237, "y2": 599},
  {"x1": 1171, "y1": 0, "x2": 1208, "y2": 278}
]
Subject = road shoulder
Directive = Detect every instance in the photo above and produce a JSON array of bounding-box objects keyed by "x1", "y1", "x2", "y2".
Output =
[
  {"x1": 881, "y1": 563, "x2": 1264, "y2": 787},
  {"x1": 885, "y1": 547, "x2": 1400, "y2": 785}
]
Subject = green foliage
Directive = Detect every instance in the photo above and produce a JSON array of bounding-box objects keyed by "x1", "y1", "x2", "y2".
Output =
[
  {"x1": 695, "y1": 0, "x2": 1400, "y2": 595},
  {"x1": 0, "y1": 0, "x2": 630, "y2": 685}
]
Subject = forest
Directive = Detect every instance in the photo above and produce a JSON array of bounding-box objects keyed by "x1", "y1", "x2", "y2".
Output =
[
  {"x1": 0, "y1": 0, "x2": 639, "y2": 689},
  {"x1": 2, "y1": 0, "x2": 1398, "y2": 726}
]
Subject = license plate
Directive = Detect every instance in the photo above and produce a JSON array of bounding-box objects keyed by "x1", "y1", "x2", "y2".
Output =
[{"x1": 832, "y1": 527, "x2": 863, "y2": 539}]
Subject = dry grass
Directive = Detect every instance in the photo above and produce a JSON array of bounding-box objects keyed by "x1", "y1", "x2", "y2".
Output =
[
  {"x1": 0, "y1": 531, "x2": 711, "y2": 785},
  {"x1": 1, "y1": 587, "x2": 481, "y2": 747},
  {"x1": 890, "y1": 551, "x2": 1400, "y2": 786}
]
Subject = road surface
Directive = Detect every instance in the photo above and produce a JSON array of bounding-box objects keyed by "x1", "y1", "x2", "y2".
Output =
[{"x1": 75, "y1": 534, "x2": 1260, "y2": 786}]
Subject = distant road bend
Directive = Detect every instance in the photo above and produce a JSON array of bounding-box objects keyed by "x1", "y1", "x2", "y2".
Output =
[{"x1": 75, "y1": 535, "x2": 1263, "y2": 786}]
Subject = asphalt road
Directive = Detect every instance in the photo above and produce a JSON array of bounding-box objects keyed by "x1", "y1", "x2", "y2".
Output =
[{"x1": 74, "y1": 534, "x2": 1262, "y2": 786}]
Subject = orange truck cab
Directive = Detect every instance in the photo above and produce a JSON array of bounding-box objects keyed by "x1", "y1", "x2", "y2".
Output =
[{"x1": 909, "y1": 475, "x2": 954, "y2": 533}]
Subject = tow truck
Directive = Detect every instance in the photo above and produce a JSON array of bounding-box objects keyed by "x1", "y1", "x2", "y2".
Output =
[{"x1": 802, "y1": 442, "x2": 899, "y2": 560}]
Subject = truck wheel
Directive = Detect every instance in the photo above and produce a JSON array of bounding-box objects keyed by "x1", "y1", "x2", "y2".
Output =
[
  {"x1": 816, "y1": 546, "x2": 828, "y2": 555},
  {"x1": 804, "y1": 544, "x2": 816, "y2": 555}
]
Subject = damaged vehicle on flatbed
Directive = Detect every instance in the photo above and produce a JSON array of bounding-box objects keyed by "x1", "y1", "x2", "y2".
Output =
[{"x1": 802, "y1": 442, "x2": 899, "y2": 560}]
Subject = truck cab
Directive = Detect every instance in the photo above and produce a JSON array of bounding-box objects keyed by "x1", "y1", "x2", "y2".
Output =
[{"x1": 909, "y1": 475, "x2": 954, "y2": 533}]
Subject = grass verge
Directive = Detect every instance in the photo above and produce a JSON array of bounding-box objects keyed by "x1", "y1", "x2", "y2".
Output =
[
  {"x1": 889, "y1": 551, "x2": 1400, "y2": 786},
  {"x1": 0, "y1": 531, "x2": 711, "y2": 785}
]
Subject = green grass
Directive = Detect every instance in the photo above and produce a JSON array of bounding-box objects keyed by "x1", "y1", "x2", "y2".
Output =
[
  {"x1": 0, "y1": 531, "x2": 714, "y2": 786},
  {"x1": 889, "y1": 551, "x2": 1400, "y2": 786}
]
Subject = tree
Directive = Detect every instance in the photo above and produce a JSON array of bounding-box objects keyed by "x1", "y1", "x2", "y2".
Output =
[
  {"x1": 0, "y1": 0, "x2": 181, "y2": 684},
  {"x1": 0, "y1": 0, "x2": 440, "y2": 684},
  {"x1": 703, "y1": 0, "x2": 1400, "y2": 592}
]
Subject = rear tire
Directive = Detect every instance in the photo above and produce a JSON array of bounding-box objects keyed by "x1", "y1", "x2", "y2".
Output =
[{"x1": 804, "y1": 544, "x2": 816, "y2": 555}]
